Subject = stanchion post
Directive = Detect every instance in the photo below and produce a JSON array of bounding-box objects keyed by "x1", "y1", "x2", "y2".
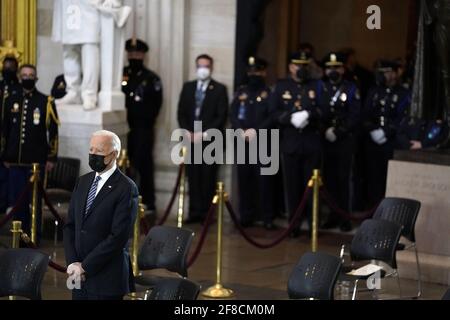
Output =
[
  {"x1": 132, "y1": 196, "x2": 145, "y2": 277},
  {"x1": 10, "y1": 221, "x2": 23, "y2": 300},
  {"x1": 30, "y1": 163, "x2": 40, "y2": 245},
  {"x1": 118, "y1": 149, "x2": 130, "y2": 173},
  {"x1": 202, "y1": 182, "x2": 234, "y2": 299},
  {"x1": 308, "y1": 169, "x2": 322, "y2": 253},
  {"x1": 177, "y1": 147, "x2": 187, "y2": 228}
]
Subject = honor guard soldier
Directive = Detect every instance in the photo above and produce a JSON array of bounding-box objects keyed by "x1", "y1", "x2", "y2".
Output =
[
  {"x1": 122, "y1": 39, "x2": 163, "y2": 213},
  {"x1": 230, "y1": 57, "x2": 276, "y2": 230},
  {"x1": 396, "y1": 117, "x2": 449, "y2": 150},
  {"x1": 1, "y1": 56, "x2": 20, "y2": 213},
  {"x1": 270, "y1": 50, "x2": 325, "y2": 238},
  {"x1": 2, "y1": 64, "x2": 59, "y2": 244},
  {"x1": 320, "y1": 52, "x2": 361, "y2": 232},
  {"x1": 50, "y1": 74, "x2": 67, "y2": 100},
  {"x1": 363, "y1": 60, "x2": 410, "y2": 207}
]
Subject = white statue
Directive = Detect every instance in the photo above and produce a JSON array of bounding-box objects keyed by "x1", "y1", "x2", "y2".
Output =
[{"x1": 52, "y1": 0, "x2": 131, "y2": 111}]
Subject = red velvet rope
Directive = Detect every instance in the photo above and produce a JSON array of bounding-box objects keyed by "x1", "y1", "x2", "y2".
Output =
[
  {"x1": 155, "y1": 163, "x2": 184, "y2": 227},
  {"x1": 187, "y1": 202, "x2": 217, "y2": 268},
  {"x1": 225, "y1": 187, "x2": 312, "y2": 249},
  {"x1": 0, "y1": 181, "x2": 33, "y2": 229},
  {"x1": 320, "y1": 187, "x2": 379, "y2": 221},
  {"x1": 39, "y1": 183, "x2": 65, "y2": 225}
]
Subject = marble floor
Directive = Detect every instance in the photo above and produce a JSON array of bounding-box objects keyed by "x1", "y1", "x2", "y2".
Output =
[{"x1": 0, "y1": 218, "x2": 448, "y2": 300}]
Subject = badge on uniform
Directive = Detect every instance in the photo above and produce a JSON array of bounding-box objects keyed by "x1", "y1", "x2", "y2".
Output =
[
  {"x1": 308, "y1": 90, "x2": 316, "y2": 99},
  {"x1": 340, "y1": 93, "x2": 347, "y2": 102},
  {"x1": 12, "y1": 103, "x2": 20, "y2": 113},
  {"x1": 57, "y1": 81, "x2": 66, "y2": 90},
  {"x1": 282, "y1": 91, "x2": 292, "y2": 100},
  {"x1": 33, "y1": 108, "x2": 41, "y2": 125},
  {"x1": 122, "y1": 75, "x2": 129, "y2": 87}
]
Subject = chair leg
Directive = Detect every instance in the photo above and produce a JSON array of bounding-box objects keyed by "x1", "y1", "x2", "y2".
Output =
[
  {"x1": 395, "y1": 270, "x2": 402, "y2": 299},
  {"x1": 352, "y1": 279, "x2": 359, "y2": 300},
  {"x1": 413, "y1": 243, "x2": 422, "y2": 298}
]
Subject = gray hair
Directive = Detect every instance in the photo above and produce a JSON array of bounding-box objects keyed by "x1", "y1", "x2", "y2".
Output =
[{"x1": 92, "y1": 130, "x2": 121, "y2": 159}]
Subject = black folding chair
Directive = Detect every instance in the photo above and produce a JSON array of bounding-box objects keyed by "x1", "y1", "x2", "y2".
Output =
[
  {"x1": 146, "y1": 278, "x2": 200, "y2": 300},
  {"x1": 135, "y1": 226, "x2": 195, "y2": 290},
  {"x1": 46, "y1": 157, "x2": 81, "y2": 204},
  {"x1": 339, "y1": 219, "x2": 403, "y2": 300},
  {"x1": 0, "y1": 249, "x2": 49, "y2": 300},
  {"x1": 373, "y1": 197, "x2": 422, "y2": 297},
  {"x1": 288, "y1": 252, "x2": 342, "y2": 300}
]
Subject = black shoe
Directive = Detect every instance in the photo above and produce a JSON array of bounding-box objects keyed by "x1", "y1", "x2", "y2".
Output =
[
  {"x1": 184, "y1": 217, "x2": 202, "y2": 225},
  {"x1": 264, "y1": 222, "x2": 279, "y2": 231},
  {"x1": 339, "y1": 221, "x2": 353, "y2": 232},
  {"x1": 290, "y1": 228, "x2": 301, "y2": 238}
]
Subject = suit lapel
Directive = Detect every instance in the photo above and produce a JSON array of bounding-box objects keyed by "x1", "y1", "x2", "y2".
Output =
[
  {"x1": 83, "y1": 169, "x2": 121, "y2": 222},
  {"x1": 200, "y1": 80, "x2": 216, "y2": 117}
]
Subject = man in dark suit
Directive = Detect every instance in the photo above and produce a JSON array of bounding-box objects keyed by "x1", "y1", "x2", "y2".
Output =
[
  {"x1": 177, "y1": 54, "x2": 228, "y2": 224},
  {"x1": 64, "y1": 130, "x2": 139, "y2": 300}
]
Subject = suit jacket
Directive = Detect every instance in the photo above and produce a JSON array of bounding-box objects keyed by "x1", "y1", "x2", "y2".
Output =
[
  {"x1": 177, "y1": 79, "x2": 229, "y2": 132},
  {"x1": 63, "y1": 168, "x2": 139, "y2": 296}
]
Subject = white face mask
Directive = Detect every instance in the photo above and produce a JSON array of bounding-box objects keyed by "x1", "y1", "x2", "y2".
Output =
[{"x1": 196, "y1": 67, "x2": 211, "y2": 81}]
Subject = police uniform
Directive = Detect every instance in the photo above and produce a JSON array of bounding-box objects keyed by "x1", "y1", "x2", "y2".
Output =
[
  {"x1": 2, "y1": 86, "x2": 59, "y2": 242},
  {"x1": 50, "y1": 74, "x2": 67, "y2": 100},
  {"x1": 270, "y1": 51, "x2": 325, "y2": 236},
  {"x1": 396, "y1": 117, "x2": 449, "y2": 150},
  {"x1": 363, "y1": 60, "x2": 410, "y2": 207},
  {"x1": 320, "y1": 53, "x2": 361, "y2": 231},
  {"x1": 122, "y1": 39, "x2": 162, "y2": 211},
  {"x1": 230, "y1": 57, "x2": 275, "y2": 229}
]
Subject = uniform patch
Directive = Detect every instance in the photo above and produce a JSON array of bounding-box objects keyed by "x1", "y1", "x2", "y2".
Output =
[
  {"x1": 340, "y1": 93, "x2": 347, "y2": 102},
  {"x1": 282, "y1": 91, "x2": 292, "y2": 100}
]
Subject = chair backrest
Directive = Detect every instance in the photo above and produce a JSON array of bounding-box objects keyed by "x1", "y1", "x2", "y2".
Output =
[
  {"x1": 0, "y1": 249, "x2": 49, "y2": 300},
  {"x1": 287, "y1": 252, "x2": 342, "y2": 300},
  {"x1": 373, "y1": 197, "x2": 421, "y2": 242},
  {"x1": 147, "y1": 278, "x2": 200, "y2": 300},
  {"x1": 138, "y1": 226, "x2": 194, "y2": 277},
  {"x1": 46, "y1": 157, "x2": 81, "y2": 192},
  {"x1": 351, "y1": 219, "x2": 403, "y2": 269}
]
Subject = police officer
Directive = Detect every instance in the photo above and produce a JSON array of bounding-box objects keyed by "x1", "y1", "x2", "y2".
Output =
[
  {"x1": 230, "y1": 57, "x2": 276, "y2": 230},
  {"x1": 363, "y1": 60, "x2": 410, "y2": 207},
  {"x1": 2, "y1": 64, "x2": 59, "y2": 244},
  {"x1": 320, "y1": 52, "x2": 361, "y2": 232},
  {"x1": 270, "y1": 51, "x2": 325, "y2": 238},
  {"x1": 396, "y1": 117, "x2": 449, "y2": 150},
  {"x1": 50, "y1": 74, "x2": 67, "y2": 100},
  {"x1": 0, "y1": 56, "x2": 20, "y2": 213},
  {"x1": 122, "y1": 39, "x2": 162, "y2": 212}
]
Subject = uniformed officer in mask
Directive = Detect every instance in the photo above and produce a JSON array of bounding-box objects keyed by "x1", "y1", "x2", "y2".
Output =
[
  {"x1": 2, "y1": 64, "x2": 59, "y2": 244},
  {"x1": 122, "y1": 39, "x2": 163, "y2": 212},
  {"x1": 0, "y1": 56, "x2": 20, "y2": 213},
  {"x1": 50, "y1": 74, "x2": 67, "y2": 100},
  {"x1": 320, "y1": 52, "x2": 361, "y2": 232},
  {"x1": 362, "y1": 60, "x2": 410, "y2": 207},
  {"x1": 270, "y1": 51, "x2": 325, "y2": 238},
  {"x1": 230, "y1": 57, "x2": 277, "y2": 230}
]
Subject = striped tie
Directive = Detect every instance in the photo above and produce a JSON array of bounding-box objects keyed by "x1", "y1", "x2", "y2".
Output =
[{"x1": 85, "y1": 176, "x2": 101, "y2": 217}]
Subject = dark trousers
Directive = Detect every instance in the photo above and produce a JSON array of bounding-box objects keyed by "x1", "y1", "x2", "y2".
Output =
[
  {"x1": 282, "y1": 151, "x2": 321, "y2": 230},
  {"x1": 186, "y1": 162, "x2": 218, "y2": 220},
  {"x1": 364, "y1": 139, "x2": 394, "y2": 208},
  {"x1": 323, "y1": 138, "x2": 354, "y2": 223},
  {"x1": 8, "y1": 165, "x2": 44, "y2": 242},
  {"x1": 0, "y1": 163, "x2": 9, "y2": 213},
  {"x1": 128, "y1": 128, "x2": 156, "y2": 210},
  {"x1": 72, "y1": 287, "x2": 123, "y2": 300}
]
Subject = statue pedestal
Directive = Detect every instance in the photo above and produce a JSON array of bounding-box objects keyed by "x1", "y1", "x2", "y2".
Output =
[
  {"x1": 57, "y1": 104, "x2": 129, "y2": 175},
  {"x1": 386, "y1": 150, "x2": 450, "y2": 285}
]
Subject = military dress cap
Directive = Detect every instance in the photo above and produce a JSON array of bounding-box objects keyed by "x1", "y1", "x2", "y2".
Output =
[
  {"x1": 289, "y1": 50, "x2": 311, "y2": 65},
  {"x1": 125, "y1": 38, "x2": 149, "y2": 53},
  {"x1": 376, "y1": 59, "x2": 401, "y2": 72},
  {"x1": 322, "y1": 52, "x2": 345, "y2": 67},
  {"x1": 247, "y1": 56, "x2": 268, "y2": 71}
]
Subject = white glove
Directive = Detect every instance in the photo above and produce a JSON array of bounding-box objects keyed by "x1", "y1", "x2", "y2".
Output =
[
  {"x1": 67, "y1": 263, "x2": 84, "y2": 277},
  {"x1": 370, "y1": 129, "x2": 387, "y2": 145},
  {"x1": 325, "y1": 127, "x2": 337, "y2": 143},
  {"x1": 290, "y1": 111, "x2": 310, "y2": 129}
]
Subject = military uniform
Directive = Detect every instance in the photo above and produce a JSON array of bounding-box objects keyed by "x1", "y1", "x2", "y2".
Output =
[
  {"x1": 50, "y1": 74, "x2": 67, "y2": 99},
  {"x1": 230, "y1": 57, "x2": 275, "y2": 228},
  {"x1": 396, "y1": 117, "x2": 449, "y2": 150},
  {"x1": 2, "y1": 86, "x2": 59, "y2": 242},
  {"x1": 270, "y1": 51, "x2": 325, "y2": 236},
  {"x1": 122, "y1": 39, "x2": 162, "y2": 211},
  {"x1": 363, "y1": 61, "x2": 410, "y2": 207},
  {"x1": 320, "y1": 53, "x2": 361, "y2": 230}
]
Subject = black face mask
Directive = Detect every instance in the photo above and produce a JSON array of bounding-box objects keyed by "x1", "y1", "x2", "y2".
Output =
[
  {"x1": 296, "y1": 68, "x2": 309, "y2": 82},
  {"x1": 89, "y1": 153, "x2": 113, "y2": 173},
  {"x1": 21, "y1": 79, "x2": 36, "y2": 91},
  {"x1": 247, "y1": 75, "x2": 265, "y2": 89},
  {"x1": 129, "y1": 59, "x2": 144, "y2": 71},
  {"x1": 328, "y1": 70, "x2": 341, "y2": 83},
  {"x1": 2, "y1": 69, "x2": 17, "y2": 82},
  {"x1": 375, "y1": 72, "x2": 386, "y2": 86}
]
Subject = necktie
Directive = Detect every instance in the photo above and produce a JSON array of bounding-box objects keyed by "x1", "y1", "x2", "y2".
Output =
[
  {"x1": 195, "y1": 82, "x2": 205, "y2": 119},
  {"x1": 85, "y1": 176, "x2": 101, "y2": 217}
]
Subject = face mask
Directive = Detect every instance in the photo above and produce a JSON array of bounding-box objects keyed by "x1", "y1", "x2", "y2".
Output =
[
  {"x1": 129, "y1": 59, "x2": 144, "y2": 70},
  {"x1": 2, "y1": 69, "x2": 17, "y2": 82},
  {"x1": 89, "y1": 153, "x2": 113, "y2": 173},
  {"x1": 296, "y1": 67, "x2": 309, "y2": 82},
  {"x1": 196, "y1": 67, "x2": 211, "y2": 81},
  {"x1": 327, "y1": 70, "x2": 341, "y2": 83},
  {"x1": 248, "y1": 75, "x2": 265, "y2": 88},
  {"x1": 21, "y1": 79, "x2": 36, "y2": 91}
]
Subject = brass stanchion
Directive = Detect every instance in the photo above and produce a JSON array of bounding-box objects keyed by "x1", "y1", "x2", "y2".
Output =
[
  {"x1": 308, "y1": 169, "x2": 322, "y2": 253},
  {"x1": 177, "y1": 147, "x2": 187, "y2": 228},
  {"x1": 118, "y1": 149, "x2": 130, "y2": 173},
  {"x1": 202, "y1": 182, "x2": 234, "y2": 299},
  {"x1": 30, "y1": 163, "x2": 40, "y2": 245},
  {"x1": 10, "y1": 221, "x2": 23, "y2": 300},
  {"x1": 132, "y1": 196, "x2": 145, "y2": 277}
]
